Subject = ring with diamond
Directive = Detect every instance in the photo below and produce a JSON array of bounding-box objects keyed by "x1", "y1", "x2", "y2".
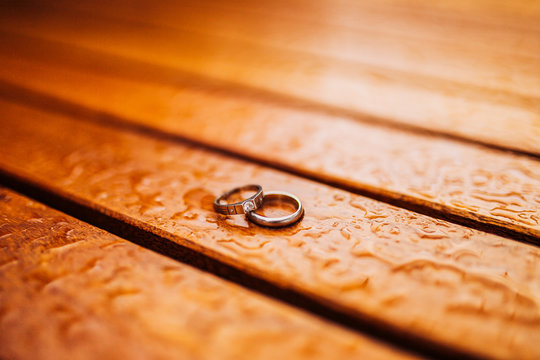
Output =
[
  {"x1": 246, "y1": 191, "x2": 304, "y2": 228},
  {"x1": 214, "y1": 184, "x2": 264, "y2": 215}
]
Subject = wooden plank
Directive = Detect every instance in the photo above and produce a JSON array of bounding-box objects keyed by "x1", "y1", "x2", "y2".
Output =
[
  {"x1": 0, "y1": 100, "x2": 539, "y2": 359},
  {"x1": 0, "y1": 187, "x2": 413, "y2": 360},
  {"x1": 177, "y1": 0, "x2": 540, "y2": 34},
  {"x1": 0, "y1": 39, "x2": 538, "y2": 240},
  {"x1": 0, "y1": 1, "x2": 538, "y2": 155},
  {"x1": 66, "y1": 0, "x2": 540, "y2": 58},
  {"x1": 25, "y1": 0, "x2": 540, "y2": 62}
]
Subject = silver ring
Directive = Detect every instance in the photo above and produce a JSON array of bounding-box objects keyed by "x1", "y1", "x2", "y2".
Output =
[
  {"x1": 246, "y1": 191, "x2": 304, "y2": 227},
  {"x1": 214, "y1": 184, "x2": 264, "y2": 215}
]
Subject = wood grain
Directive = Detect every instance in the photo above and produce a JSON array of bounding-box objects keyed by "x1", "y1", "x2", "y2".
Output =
[
  {"x1": 1, "y1": 0, "x2": 538, "y2": 155},
  {"x1": 71, "y1": 0, "x2": 540, "y2": 50},
  {"x1": 0, "y1": 100, "x2": 539, "y2": 359},
  {"x1": 0, "y1": 38, "x2": 538, "y2": 240},
  {"x1": 0, "y1": 187, "x2": 414, "y2": 360}
]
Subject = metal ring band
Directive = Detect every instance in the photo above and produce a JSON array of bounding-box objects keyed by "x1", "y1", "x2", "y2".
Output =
[
  {"x1": 246, "y1": 191, "x2": 304, "y2": 227},
  {"x1": 214, "y1": 184, "x2": 264, "y2": 215}
]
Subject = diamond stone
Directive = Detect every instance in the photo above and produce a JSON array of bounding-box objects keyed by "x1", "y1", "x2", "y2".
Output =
[{"x1": 243, "y1": 200, "x2": 255, "y2": 213}]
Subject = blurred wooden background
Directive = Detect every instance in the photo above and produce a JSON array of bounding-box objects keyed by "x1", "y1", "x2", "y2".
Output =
[{"x1": 0, "y1": 1, "x2": 539, "y2": 359}]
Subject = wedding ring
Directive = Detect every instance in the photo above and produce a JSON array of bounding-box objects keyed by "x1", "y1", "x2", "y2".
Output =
[
  {"x1": 214, "y1": 184, "x2": 264, "y2": 215},
  {"x1": 246, "y1": 191, "x2": 304, "y2": 227}
]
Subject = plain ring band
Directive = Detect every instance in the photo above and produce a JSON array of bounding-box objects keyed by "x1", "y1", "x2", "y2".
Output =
[
  {"x1": 246, "y1": 191, "x2": 304, "y2": 227},
  {"x1": 214, "y1": 184, "x2": 264, "y2": 215}
]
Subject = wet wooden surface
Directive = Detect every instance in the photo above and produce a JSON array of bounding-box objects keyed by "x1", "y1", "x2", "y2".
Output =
[
  {"x1": 0, "y1": 187, "x2": 414, "y2": 360},
  {"x1": 0, "y1": 37, "x2": 538, "y2": 240},
  {"x1": 0, "y1": 1, "x2": 539, "y2": 359},
  {"x1": 1, "y1": 100, "x2": 539, "y2": 360},
  {"x1": 1, "y1": 0, "x2": 539, "y2": 155}
]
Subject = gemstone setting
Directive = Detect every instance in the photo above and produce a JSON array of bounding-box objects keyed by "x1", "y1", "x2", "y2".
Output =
[{"x1": 243, "y1": 200, "x2": 256, "y2": 213}]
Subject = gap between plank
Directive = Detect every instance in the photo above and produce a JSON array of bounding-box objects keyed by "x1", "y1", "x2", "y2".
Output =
[
  {"x1": 0, "y1": 80, "x2": 538, "y2": 245},
  {"x1": 0, "y1": 167, "x2": 489, "y2": 360}
]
